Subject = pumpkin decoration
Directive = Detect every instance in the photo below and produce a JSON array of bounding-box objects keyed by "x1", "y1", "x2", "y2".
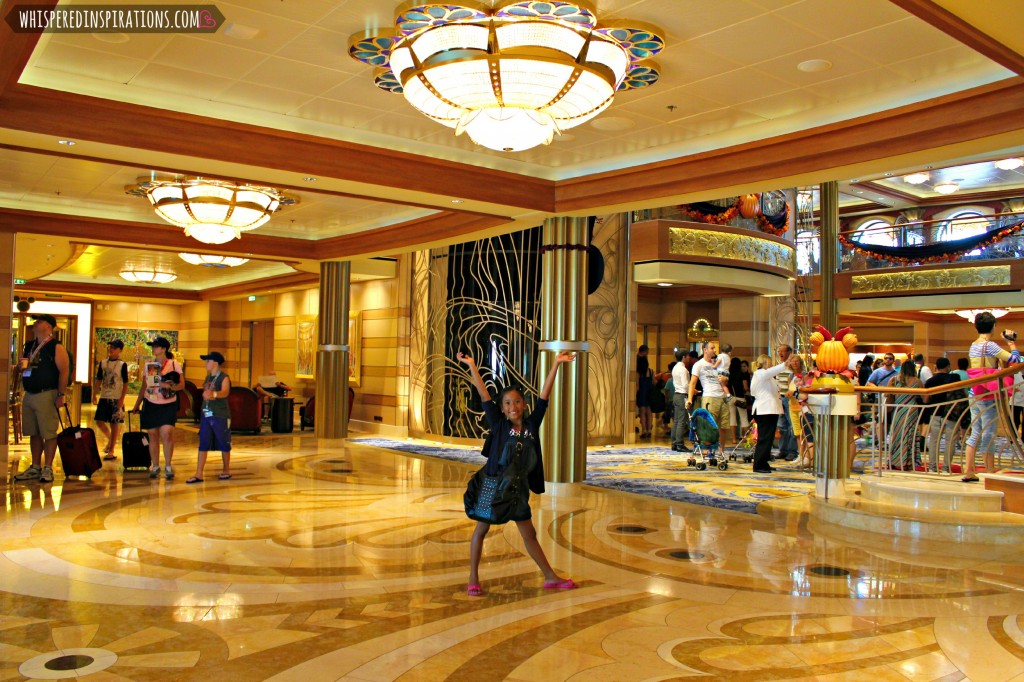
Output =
[
  {"x1": 808, "y1": 325, "x2": 858, "y2": 373},
  {"x1": 738, "y1": 193, "x2": 761, "y2": 218}
]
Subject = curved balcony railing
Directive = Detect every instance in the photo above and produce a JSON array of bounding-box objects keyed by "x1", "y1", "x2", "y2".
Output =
[
  {"x1": 849, "y1": 363, "x2": 1024, "y2": 479},
  {"x1": 795, "y1": 209, "x2": 1024, "y2": 275}
]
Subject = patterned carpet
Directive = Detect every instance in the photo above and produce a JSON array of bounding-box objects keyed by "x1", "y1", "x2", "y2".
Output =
[{"x1": 351, "y1": 438, "x2": 826, "y2": 514}]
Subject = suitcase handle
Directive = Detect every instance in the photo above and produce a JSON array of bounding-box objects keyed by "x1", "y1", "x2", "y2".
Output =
[{"x1": 55, "y1": 402, "x2": 75, "y2": 431}]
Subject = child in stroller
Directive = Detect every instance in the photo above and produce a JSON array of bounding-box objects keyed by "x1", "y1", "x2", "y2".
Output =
[{"x1": 685, "y1": 407, "x2": 728, "y2": 471}]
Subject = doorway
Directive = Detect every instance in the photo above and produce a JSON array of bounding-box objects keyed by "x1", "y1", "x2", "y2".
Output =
[{"x1": 249, "y1": 320, "x2": 275, "y2": 386}]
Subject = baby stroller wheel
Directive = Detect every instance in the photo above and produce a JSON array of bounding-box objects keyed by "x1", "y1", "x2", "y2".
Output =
[
  {"x1": 743, "y1": 455, "x2": 753, "y2": 463},
  {"x1": 709, "y1": 457, "x2": 717, "y2": 466},
  {"x1": 687, "y1": 457, "x2": 696, "y2": 467},
  {"x1": 718, "y1": 461, "x2": 728, "y2": 471},
  {"x1": 696, "y1": 462, "x2": 707, "y2": 471}
]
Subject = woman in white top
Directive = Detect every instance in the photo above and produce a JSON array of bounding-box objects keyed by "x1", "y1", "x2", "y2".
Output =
[{"x1": 749, "y1": 353, "x2": 789, "y2": 473}]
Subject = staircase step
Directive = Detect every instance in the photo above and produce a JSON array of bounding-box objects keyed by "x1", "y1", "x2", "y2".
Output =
[{"x1": 861, "y1": 477, "x2": 1003, "y2": 513}]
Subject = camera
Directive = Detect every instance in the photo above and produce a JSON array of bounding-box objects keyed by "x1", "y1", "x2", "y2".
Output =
[{"x1": 1003, "y1": 330, "x2": 1018, "y2": 342}]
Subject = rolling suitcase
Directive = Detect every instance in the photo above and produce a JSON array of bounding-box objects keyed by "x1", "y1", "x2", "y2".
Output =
[
  {"x1": 121, "y1": 412, "x2": 151, "y2": 470},
  {"x1": 56, "y1": 405, "x2": 102, "y2": 479}
]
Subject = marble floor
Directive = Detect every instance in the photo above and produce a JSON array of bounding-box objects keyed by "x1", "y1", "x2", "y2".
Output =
[{"x1": 3, "y1": 427, "x2": 1024, "y2": 681}]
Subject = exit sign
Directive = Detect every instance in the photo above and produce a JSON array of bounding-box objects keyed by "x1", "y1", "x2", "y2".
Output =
[{"x1": 14, "y1": 279, "x2": 25, "y2": 285}]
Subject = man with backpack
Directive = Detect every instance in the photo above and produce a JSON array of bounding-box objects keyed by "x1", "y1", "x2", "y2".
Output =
[
  {"x1": 13, "y1": 314, "x2": 70, "y2": 484},
  {"x1": 923, "y1": 357, "x2": 968, "y2": 473}
]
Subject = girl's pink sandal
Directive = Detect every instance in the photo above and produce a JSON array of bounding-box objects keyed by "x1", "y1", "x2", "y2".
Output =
[
  {"x1": 467, "y1": 583, "x2": 484, "y2": 596},
  {"x1": 543, "y1": 578, "x2": 578, "y2": 590}
]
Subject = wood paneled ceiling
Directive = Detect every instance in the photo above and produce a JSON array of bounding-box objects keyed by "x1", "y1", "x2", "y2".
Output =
[{"x1": 1, "y1": 0, "x2": 1023, "y2": 300}]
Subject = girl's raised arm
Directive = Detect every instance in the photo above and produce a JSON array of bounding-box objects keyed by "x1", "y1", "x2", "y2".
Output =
[
  {"x1": 539, "y1": 351, "x2": 577, "y2": 401},
  {"x1": 457, "y1": 352, "x2": 491, "y2": 402}
]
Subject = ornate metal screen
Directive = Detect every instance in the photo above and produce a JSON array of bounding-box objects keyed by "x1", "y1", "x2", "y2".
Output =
[{"x1": 410, "y1": 228, "x2": 543, "y2": 439}]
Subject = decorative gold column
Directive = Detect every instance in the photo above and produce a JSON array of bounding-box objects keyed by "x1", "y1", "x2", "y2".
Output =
[
  {"x1": 539, "y1": 217, "x2": 589, "y2": 483},
  {"x1": 315, "y1": 261, "x2": 350, "y2": 439},
  {"x1": 819, "y1": 180, "x2": 839, "y2": 332},
  {"x1": 0, "y1": 231, "x2": 14, "y2": 482}
]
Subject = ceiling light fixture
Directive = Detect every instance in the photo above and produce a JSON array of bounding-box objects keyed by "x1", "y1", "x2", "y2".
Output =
[
  {"x1": 57, "y1": 139, "x2": 76, "y2": 146},
  {"x1": 955, "y1": 308, "x2": 1008, "y2": 321},
  {"x1": 656, "y1": 282, "x2": 672, "y2": 287},
  {"x1": 933, "y1": 181, "x2": 960, "y2": 195},
  {"x1": 994, "y1": 157, "x2": 1023, "y2": 171},
  {"x1": 119, "y1": 268, "x2": 177, "y2": 284},
  {"x1": 903, "y1": 172, "x2": 929, "y2": 184},
  {"x1": 796, "y1": 58, "x2": 832, "y2": 73},
  {"x1": 126, "y1": 176, "x2": 296, "y2": 245},
  {"x1": 178, "y1": 253, "x2": 250, "y2": 268},
  {"x1": 347, "y1": 2, "x2": 665, "y2": 152}
]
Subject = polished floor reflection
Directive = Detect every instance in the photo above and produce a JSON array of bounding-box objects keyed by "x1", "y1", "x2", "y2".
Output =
[{"x1": 3, "y1": 429, "x2": 1024, "y2": 681}]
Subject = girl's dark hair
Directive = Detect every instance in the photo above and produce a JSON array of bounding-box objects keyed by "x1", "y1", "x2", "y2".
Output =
[
  {"x1": 166, "y1": 350, "x2": 174, "y2": 359},
  {"x1": 898, "y1": 358, "x2": 917, "y2": 383},
  {"x1": 497, "y1": 386, "x2": 526, "y2": 404},
  {"x1": 728, "y1": 356, "x2": 742, "y2": 380},
  {"x1": 975, "y1": 311, "x2": 997, "y2": 334}
]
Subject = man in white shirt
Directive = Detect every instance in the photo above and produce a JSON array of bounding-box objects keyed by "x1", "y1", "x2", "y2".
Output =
[
  {"x1": 687, "y1": 342, "x2": 731, "y2": 446},
  {"x1": 671, "y1": 350, "x2": 691, "y2": 452},
  {"x1": 914, "y1": 354, "x2": 933, "y2": 383}
]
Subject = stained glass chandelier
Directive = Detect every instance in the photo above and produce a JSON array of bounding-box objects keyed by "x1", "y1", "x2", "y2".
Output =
[
  {"x1": 348, "y1": 1, "x2": 665, "y2": 152},
  {"x1": 126, "y1": 176, "x2": 296, "y2": 245}
]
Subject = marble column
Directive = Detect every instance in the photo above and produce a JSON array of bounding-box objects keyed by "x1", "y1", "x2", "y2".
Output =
[
  {"x1": 315, "y1": 261, "x2": 350, "y2": 439},
  {"x1": 819, "y1": 180, "x2": 839, "y2": 332},
  {"x1": 539, "y1": 217, "x2": 589, "y2": 483}
]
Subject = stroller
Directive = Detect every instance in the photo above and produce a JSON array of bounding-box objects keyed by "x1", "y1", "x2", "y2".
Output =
[{"x1": 685, "y1": 408, "x2": 728, "y2": 471}]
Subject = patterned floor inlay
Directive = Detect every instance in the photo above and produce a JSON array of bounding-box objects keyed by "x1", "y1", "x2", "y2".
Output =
[
  {"x1": 351, "y1": 437, "x2": 819, "y2": 514},
  {"x1": 4, "y1": 426, "x2": 1024, "y2": 680}
]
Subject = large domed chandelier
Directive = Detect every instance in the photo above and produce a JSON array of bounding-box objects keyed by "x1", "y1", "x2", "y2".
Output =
[
  {"x1": 126, "y1": 175, "x2": 296, "y2": 245},
  {"x1": 348, "y1": 1, "x2": 665, "y2": 152}
]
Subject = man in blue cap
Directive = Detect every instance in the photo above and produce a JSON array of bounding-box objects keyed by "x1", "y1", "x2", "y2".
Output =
[{"x1": 187, "y1": 351, "x2": 233, "y2": 484}]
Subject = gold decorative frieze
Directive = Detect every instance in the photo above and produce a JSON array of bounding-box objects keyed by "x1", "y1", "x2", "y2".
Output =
[
  {"x1": 851, "y1": 265, "x2": 1011, "y2": 295},
  {"x1": 668, "y1": 227, "x2": 795, "y2": 272}
]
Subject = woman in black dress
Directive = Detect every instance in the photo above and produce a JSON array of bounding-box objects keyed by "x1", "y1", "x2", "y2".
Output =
[{"x1": 458, "y1": 350, "x2": 578, "y2": 597}]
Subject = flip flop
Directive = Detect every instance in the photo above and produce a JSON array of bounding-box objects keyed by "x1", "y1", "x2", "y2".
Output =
[
  {"x1": 467, "y1": 583, "x2": 484, "y2": 596},
  {"x1": 543, "y1": 578, "x2": 578, "y2": 590},
  {"x1": 218, "y1": 473, "x2": 233, "y2": 480},
  {"x1": 961, "y1": 475, "x2": 979, "y2": 483},
  {"x1": 103, "y1": 454, "x2": 116, "y2": 461},
  {"x1": 185, "y1": 477, "x2": 204, "y2": 484}
]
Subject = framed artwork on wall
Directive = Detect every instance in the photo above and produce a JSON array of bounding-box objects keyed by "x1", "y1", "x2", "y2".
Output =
[
  {"x1": 348, "y1": 311, "x2": 362, "y2": 387},
  {"x1": 296, "y1": 315, "x2": 317, "y2": 379}
]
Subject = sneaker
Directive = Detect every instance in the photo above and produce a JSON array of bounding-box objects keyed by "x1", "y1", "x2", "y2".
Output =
[
  {"x1": 149, "y1": 465, "x2": 160, "y2": 478},
  {"x1": 164, "y1": 465, "x2": 174, "y2": 480},
  {"x1": 40, "y1": 466, "x2": 54, "y2": 483},
  {"x1": 13, "y1": 465, "x2": 41, "y2": 481}
]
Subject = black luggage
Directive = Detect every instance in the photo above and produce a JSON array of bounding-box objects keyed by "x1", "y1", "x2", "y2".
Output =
[
  {"x1": 271, "y1": 397, "x2": 294, "y2": 433},
  {"x1": 122, "y1": 412, "x2": 151, "y2": 469},
  {"x1": 56, "y1": 405, "x2": 102, "y2": 479}
]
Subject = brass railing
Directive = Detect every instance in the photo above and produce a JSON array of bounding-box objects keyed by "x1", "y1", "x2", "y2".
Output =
[{"x1": 851, "y1": 363, "x2": 1024, "y2": 477}]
